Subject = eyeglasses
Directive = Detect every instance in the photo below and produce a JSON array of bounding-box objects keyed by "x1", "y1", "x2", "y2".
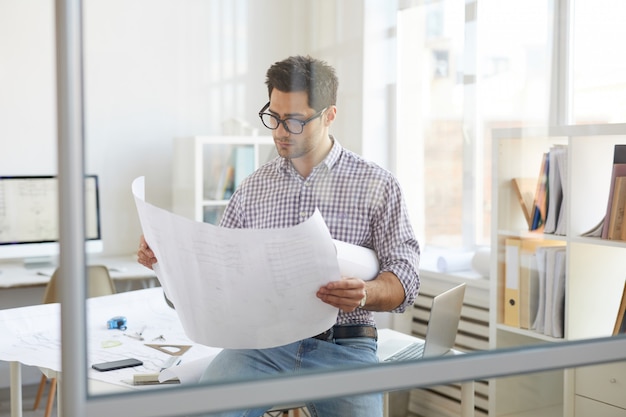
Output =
[{"x1": 258, "y1": 102, "x2": 327, "y2": 135}]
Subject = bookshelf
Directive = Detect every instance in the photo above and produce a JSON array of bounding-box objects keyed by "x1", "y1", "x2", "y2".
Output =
[
  {"x1": 172, "y1": 135, "x2": 275, "y2": 224},
  {"x1": 490, "y1": 124, "x2": 626, "y2": 417}
]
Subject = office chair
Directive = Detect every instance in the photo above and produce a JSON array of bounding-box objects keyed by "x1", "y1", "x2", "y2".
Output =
[
  {"x1": 265, "y1": 408, "x2": 305, "y2": 417},
  {"x1": 33, "y1": 265, "x2": 117, "y2": 417}
]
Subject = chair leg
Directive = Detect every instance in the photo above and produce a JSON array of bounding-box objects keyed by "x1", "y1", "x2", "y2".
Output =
[
  {"x1": 45, "y1": 378, "x2": 57, "y2": 417},
  {"x1": 33, "y1": 374, "x2": 47, "y2": 410},
  {"x1": 280, "y1": 409, "x2": 300, "y2": 417}
]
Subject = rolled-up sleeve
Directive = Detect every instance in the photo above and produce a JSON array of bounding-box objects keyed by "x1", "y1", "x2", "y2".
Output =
[{"x1": 372, "y1": 175, "x2": 420, "y2": 312}]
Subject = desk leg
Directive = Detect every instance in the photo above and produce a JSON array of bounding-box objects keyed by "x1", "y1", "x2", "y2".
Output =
[
  {"x1": 460, "y1": 381, "x2": 475, "y2": 417},
  {"x1": 56, "y1": 373, "x2": 62, "y2": 417},
  {"x1": 383, "y1": 392, "x2": 389, "y2": 417},
  {"x1": 10, "y1": 362, "x2": 22, "y2": 417}
]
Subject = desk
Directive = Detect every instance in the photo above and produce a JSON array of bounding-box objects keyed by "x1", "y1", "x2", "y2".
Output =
[
  {"x1": 1, "y1": 288, "x2": 474, "y2": 417},
  {"x1": 0, "y1": 255, "x2": 157, "y2": 289},
  {"x1": 0, "y1": 255, "x2": 158, "y2": 309},
  {"x1": 1, "y1": 287, "x2": 219, "y2": 417}
]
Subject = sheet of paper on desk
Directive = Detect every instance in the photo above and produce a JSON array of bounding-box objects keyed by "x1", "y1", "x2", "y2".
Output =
[
  {"x1": 132, "y1": 176, "x2": 341, "y2": 349},
  {"x1": 0, "y1": 287, "x2": 221, "y2": 388},
  {"x1": 0, "y1": 302, "x2": 62, "y2": 370}
]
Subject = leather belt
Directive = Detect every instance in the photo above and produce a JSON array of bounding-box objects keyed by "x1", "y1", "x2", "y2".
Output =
[{"x1": 312, "y1": 325, "x2": 378, "y2": 342}]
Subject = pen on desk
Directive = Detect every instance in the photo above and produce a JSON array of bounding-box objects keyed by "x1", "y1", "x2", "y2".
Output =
[
  {"x1": 160, "y1": 357, "x2": 182, "y2": 371},
  {"x1": 124, "y1": 325, "x2": 147, "y2": 341}
]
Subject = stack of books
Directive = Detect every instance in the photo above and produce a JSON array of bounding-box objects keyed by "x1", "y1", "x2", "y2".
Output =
[{"x1": 512, "y1": 145, "x2": 568, "y2": 235}]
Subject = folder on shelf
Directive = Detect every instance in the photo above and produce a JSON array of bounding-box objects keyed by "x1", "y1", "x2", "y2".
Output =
[
  {"x1": 512, "y1": 178, "x2": 536, "y2": 229},
  {"x1": 504, "y1": 237, "x2": 521, "y2": 327},
  {"x1": 533, "y1": 246, "x2": 549, "y2": 333},
  {"x1": 535, "y1": 246, "x2": 566, "y2": 337},
  {"x1": 554, "y1": 146, "x2": 569, "y2": 236},
  {"x1": 581, "y1": 217, "x2": 604, "y2": 238},
  {"x1": 544, "y1": 146, "x2": 567, "y2": 235},
  {"x1": 607, "y1": 176, "x2": 626, "y2": 240},
  {"x1": 519, "y1": 239, "x2": 563, "y2": 330},
  {"x1": 530, "y1": 152, "x2": 549, "y2": 231},
  {"x1": 601, "y1": 144, "x2": 626, "y2": 239},
  {"x1": 601, "y1": 164, "x2": 626, "y2": 239},
  {"x1": 519, "y1": 246, "x2": 538, "y2": 330},
  {"x1": 613, "y1": 280, "x2": 626, "y2": 336},
  {"x1": 550, "y1": 249, "x2": 567, "y2": 338},
  {"x1": 543, "y1": 246, "x2": 557, "y2": 336}
]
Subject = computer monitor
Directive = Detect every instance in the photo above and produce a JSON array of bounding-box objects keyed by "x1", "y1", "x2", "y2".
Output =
[{"x1": 0, "y1": 175, "x2": 103, "y2": 267}]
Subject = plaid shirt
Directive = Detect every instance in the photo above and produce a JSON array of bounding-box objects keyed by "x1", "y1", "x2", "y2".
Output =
[{"x1": 220, "y1": 137, "x2": 420, "y2": 326}]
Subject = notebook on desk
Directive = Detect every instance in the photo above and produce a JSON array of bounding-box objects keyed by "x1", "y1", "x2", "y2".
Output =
[{"x1": 378, "y1": 283, "x2": 466, "y2": 362}]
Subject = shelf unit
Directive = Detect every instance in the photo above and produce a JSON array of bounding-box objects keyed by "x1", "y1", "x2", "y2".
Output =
[
  {"x1": 172, "y1": 135, "x2": 275, "y2": 224},
  {"x1": 489, "y1": 124, "x2": 626, "y2": 417}
]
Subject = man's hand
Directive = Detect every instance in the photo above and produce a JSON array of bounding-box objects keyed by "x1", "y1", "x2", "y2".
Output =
[
  {"x1": 137, "y1": 235, "x2": 158, "y2": 270},
  {"x1": 317, "y1": 277, "x2": 367, "y2": 312}
]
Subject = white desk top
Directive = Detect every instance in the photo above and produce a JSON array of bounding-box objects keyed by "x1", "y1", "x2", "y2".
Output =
[
  {"x1": 0, "y1": 287, "x2": 220, "y2": 389},
  {"x1": 2, "y1": 288, "x2": 474, "y2": 417},
  {"x1": 0, "y1": 255, "x2": 156, "y2": 288},
  {"x1": 0, "y1": 287, "x2": 429, "y2": 390}
]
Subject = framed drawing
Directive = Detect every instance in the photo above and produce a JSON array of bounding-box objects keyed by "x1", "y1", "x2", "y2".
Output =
[{"x1": 613, "y1": 280, "x2": 626, "y2": 336}]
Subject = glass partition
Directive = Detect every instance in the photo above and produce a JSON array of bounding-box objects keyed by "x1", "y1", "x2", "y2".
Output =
[{"x1": 3, "y1": 1, "x2": 626, "y2": 417}]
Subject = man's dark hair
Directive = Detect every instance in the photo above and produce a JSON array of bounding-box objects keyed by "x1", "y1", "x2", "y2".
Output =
[{"x1": 265, "y1": 55, "x2": 338, "y2": 111}]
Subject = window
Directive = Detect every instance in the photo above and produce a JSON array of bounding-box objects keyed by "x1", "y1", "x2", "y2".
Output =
[
  {"x1": 398, "y1": 0, "x2": 559, "y2": 250},
  {"x1": 571, "y1": 0, "x2": 626, "y2": 124}
]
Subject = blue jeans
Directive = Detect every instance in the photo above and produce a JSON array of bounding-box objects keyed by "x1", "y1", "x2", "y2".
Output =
[{"x1": 199, "y1": 336, "x2": 382, "y2": 417}]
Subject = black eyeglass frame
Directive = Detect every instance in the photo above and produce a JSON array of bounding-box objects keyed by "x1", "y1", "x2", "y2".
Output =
[{"x1": 258, "y1": 102, "x2": 327, "y2": 135}]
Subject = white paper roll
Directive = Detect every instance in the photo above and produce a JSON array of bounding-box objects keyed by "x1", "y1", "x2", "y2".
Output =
[
  {"x1": 471, "y1": 246, "x2": 491, "y2": 277},
  {"x1": 333, "y1": 239, "x2": 379, "y2": 281},
  {"x1": 436, "y1": 252, "x2": 474, "y2": 273}
]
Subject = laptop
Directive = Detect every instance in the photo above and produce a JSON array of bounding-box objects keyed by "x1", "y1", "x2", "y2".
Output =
[{"x1": 377, "y1": 283, "x2": 466, "y2": 362}]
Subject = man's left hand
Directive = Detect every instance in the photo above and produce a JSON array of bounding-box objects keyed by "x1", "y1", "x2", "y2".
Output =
[{"x1": 317, "y1": 277, "x2": 366, "y2": 312}]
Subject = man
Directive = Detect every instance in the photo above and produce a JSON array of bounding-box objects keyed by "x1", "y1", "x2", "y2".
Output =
[{"x1": 137, "y1": 55, "x2": 420, "y2": 416}]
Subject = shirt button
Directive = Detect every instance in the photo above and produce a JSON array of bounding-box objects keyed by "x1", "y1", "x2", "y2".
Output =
[{"x1": 299, "y1": 211, "x2": 308, "y2": 218}]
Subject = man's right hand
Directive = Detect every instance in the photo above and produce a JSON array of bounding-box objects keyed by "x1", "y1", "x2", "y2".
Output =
[{"x1": 137, "y1": 235, "x2": 158, "y2": 269}]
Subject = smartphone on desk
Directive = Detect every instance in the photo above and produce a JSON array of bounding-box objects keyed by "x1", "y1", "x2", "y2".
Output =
[{"x1": 92, "y1": 358, "x2": 143, "y2": 372}]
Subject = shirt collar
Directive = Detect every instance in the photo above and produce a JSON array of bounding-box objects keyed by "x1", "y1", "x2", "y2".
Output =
[
  {"x1": 274, "y1": 135, "x2": 342, "y2": 174},
  {"x1": 323, "y1": 135, "x2": 341, "y2": 170}
]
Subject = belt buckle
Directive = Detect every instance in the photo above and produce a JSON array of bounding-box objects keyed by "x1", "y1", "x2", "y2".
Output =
[{"x1": 314, "y1": 328, "x2": 333, "y2": 342}]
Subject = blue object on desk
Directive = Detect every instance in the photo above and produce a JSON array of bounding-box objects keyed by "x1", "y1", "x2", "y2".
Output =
[{"x1": 107, "y1": 316, "x2": 127, "y2": 330}]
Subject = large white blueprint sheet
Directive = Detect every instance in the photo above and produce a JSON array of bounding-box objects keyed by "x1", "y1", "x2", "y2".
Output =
[{"x1": 132, "y1": 177, "x2": 342, "y2": 349}]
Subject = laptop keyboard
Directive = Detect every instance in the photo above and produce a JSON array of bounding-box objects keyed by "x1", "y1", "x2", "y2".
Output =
[{"x1": 383, "y1": 342, "x2": 425, "y2": 362}]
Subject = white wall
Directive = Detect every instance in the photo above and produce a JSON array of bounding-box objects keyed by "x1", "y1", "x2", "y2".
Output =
[
  {"x1": 0, "y1": 0, "x2": 375, "y2": 258},
  {"x1": 0, "y1": 0, "x2": 57, "y2": 176}
]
